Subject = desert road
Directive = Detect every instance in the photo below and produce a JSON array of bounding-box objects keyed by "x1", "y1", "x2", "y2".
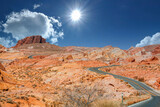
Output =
[{"x1": 88, "y1": 66, "x2": 160, "y2": 107}]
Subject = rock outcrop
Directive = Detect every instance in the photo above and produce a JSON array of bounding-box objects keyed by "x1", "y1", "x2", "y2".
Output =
[
  {"x1": 0, "y1": 62, "x2": 6, "y2": 71},
  {"x1": 0, "y1": 62, "x2": 17, "y2": 90},
  {"x1": 127, "y1": 44, "x2": 160, "y2": 56},
  {"x1": 143, "y1": 44, "x2": 160, "y2": 55},
  {"x1": 0, "y1": 44, "x2": 6, "y2": 53},
  {"x1": 0, "y1": 44, "x2": 5, "y2": 49},
  {"x1": 126, "y1": 57, "x2": 135, "y2": 62},
  {"x1": 14, "y1": 35, "x2": 46, "y2": 48},
  {"x1": 154, "y1": 78, "x2": 160, "y2": 89}
]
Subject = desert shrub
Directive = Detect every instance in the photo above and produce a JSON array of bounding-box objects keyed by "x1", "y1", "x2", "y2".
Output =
[
  {"x1": 15, "y1": 96, "x2": 20, "y2": 99},
  {"x1": 0, "y1": 95, "x2": 4, "y2": 97},
  {"x1": 32, "y1": 84, "x2": 37, "y2": 88},
  {"x1": 62, "y1": 83, "x2": 104, "y2": 107},
  {"x1": 0, "y1": 98, "x2": 3, "y2": 102},
  {"x1": 42, "y1": 98, "x2": 45, "y2": 102},
  {"x1": 133, "y1": 76, "x2": 138, "y2": 80},
  {"x1": 91, "y1": 100, "x2": 122, "y2": 107},
  {"x1": 124, "y1": 81, "x2": 131, "y2": 88},
  {"x1": 30, "y1": 95, "x2": 36, "y2": 98},
  {"x1": 6, "y1": 98, "x2": 15, "y2": 104},
  {"x1": 21, "y1": 96, "x2": 28, "y2": 100},
  {"x1": 138, "y1": 77, "x2": 145, "y2": 82}
]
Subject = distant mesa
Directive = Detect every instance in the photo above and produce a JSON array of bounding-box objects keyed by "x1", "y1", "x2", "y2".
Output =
[{"x1": 14, "y1": 35, "x2": 46, "y2": 48}]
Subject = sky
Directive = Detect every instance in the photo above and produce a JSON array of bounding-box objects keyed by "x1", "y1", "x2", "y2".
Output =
[{"x1": 0, "y1": 0, "x2": 160, "y2": 49}]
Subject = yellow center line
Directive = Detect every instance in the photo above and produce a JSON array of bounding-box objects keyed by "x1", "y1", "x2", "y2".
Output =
[
  {"x1": 96, "y1": 68, "x2": 158, "y2": 96},
  {"x1": 120, "y1": 78, "x2": 156, "y2": 96}
]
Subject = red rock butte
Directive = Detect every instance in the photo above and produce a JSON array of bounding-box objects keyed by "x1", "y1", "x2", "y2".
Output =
[{"x1": 14, "y1": 35, "x2": 46, "y2": 48}]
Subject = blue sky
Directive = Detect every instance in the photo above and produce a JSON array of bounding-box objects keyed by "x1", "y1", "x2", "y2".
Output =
[{"x1": 0, "y1": 0, "x2": 160, "y2": 49}]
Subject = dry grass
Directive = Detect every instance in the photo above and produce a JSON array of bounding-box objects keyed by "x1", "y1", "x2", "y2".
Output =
[
  {"x1": 91, "y1": 100, "x2": 126, "y2": 107},
  {"x1": 91, "y1": 94, "x2": 150, "y2": 107},
  {"x1": 124, "y1": 94, "x2": 151, "y2": 105}
]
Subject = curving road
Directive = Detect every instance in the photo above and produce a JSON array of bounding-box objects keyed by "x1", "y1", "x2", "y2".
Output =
[{"x1": 88, "y1": 65, "x2": 160, "y2": 107}]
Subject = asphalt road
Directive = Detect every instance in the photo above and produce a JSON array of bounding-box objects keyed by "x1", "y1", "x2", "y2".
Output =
[{"x1": 88, "y1": 65, "x2": 160, "y2": 107}]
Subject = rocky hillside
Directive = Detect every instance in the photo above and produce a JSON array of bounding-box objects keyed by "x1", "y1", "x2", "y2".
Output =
[
  {"x1": 0, "y1": 62, "x2": 18, "y2": 90},
  {"x1": 127, "y1": 44, "x2": 160, "y2": 56},
  {"x1": 0, "y1": 45, "x2": 5, "y2": 49},
  {"x1": 144, "y1": 44, "x2": 160, "y2": 55},
  {"x1": 0, "y1": 36, "x2": 159, "y2": 106},
  {"x1": 1, "y1": 35, "x2": 160, "y2": 64},
  {"x1": 0, "y1": 45, "x2": 6, "y2": 53}
]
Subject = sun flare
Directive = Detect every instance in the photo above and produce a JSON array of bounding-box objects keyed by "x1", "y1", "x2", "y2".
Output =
[{"x1": 71, "y1": 9, "x2": 81, "y2": 21}]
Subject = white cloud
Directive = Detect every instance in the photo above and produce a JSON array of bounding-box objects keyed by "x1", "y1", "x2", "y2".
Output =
[
  {"x1": 136, "y1": 32, "x2": 160, "y2": 47},
  {"x1": 50, "y1": 38, "x2": 58, "y2": 43},
  {"x1": 58, "y1": 31, "x2": 64, "y2": 38},
  {"x1": 0, "y1": 37, "x2": 15, "y2": 48},
  {"x1": 1, "y1": 9, "x2": 64, "y2": 46},
  {"x1": 33, "y1": 4, "x2": 41, "y2": 9}
]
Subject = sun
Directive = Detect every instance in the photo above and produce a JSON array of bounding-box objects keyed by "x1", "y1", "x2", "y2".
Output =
[{"x1": 70, "y1": 9, "x2": 81, "y2": 21}]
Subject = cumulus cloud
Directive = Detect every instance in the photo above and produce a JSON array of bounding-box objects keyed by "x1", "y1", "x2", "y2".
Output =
[
  {"x1": 33, "y1": 4, "x2": 41, "y2": 9},
  {"x1": 0, "y1": 37, "x2": 15, "y2": 47},
  {"x1": 1, "y1": 9, "x2": 63, "y2": 47},
  {"x1": 50, "y1": 38, "x2": 58, "y2": 43},
  {"x1": 136, "y1": 32, "x2": 160, "y2": 47}
]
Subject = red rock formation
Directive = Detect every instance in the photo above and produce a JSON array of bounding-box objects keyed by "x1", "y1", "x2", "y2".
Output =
[
  {"x1": 147, "y1": 56, "x2": 159, "y2": 61},
  {"x1": 0, "y1": 44, "x2": 5, "y2": 49},
  {"x1": 138, "y1": 56, "x2": 159, "y2": 64},
  {"x1": 153, "y1": 46, "x2": 160, "y2": 55},
  {"x1": 127, "y1": 44, "x2": 160, "y2": 56},
  {"x1": 33, "y1": 55, "x2": 48, "y2": 59},
  {"x1": 144, "y1": 44, "x2": 160, "y2": 54},
  {"x1": 127, "y1": 47, "x2": 146, "y2": 56},
  {"x1": 65, "y1": 55, "x2": 73, "y2": 60},
  {"x1": 126, "y1": 57, "x2": 135, "y2": 63},
  {"x1": 0, "y1": 44, "x2": 6, "y2": 53},
  {"x1": 0, "y1": 62, "x2": 6, "y2": 71},
  {"x1": 154, "y1": 78, "x2": 160, "y2": 89},
  {"x1": 0, "y1": 62, "x2": 18, "y2": 90},
  {"x1": 14, "y1": 35, "x2": 46, "y2": 48}
]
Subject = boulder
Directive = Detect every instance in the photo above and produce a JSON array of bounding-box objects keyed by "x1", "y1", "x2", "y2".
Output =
[
  {"x1": 147, "y1": 56, "x2": 159, "y2": 61},
  {"x1": 154, "y1": 78, "x2": 160, "y2": 89},
  {"x1": 126, "y1": 57, "x2": 135, "y2": 62},
  {"x1": 65, "y1": 55, "x2": 73, "y2": 60}
]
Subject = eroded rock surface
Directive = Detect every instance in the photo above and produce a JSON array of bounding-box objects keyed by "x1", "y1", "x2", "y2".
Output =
[{"x1": 0, "y1": 36, "x2": 159, "y2": 107}]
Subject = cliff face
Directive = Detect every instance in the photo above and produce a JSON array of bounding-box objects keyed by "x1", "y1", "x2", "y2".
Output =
[{"x1": 14, "y1": 35, "x2": 46, "y2": 48}]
